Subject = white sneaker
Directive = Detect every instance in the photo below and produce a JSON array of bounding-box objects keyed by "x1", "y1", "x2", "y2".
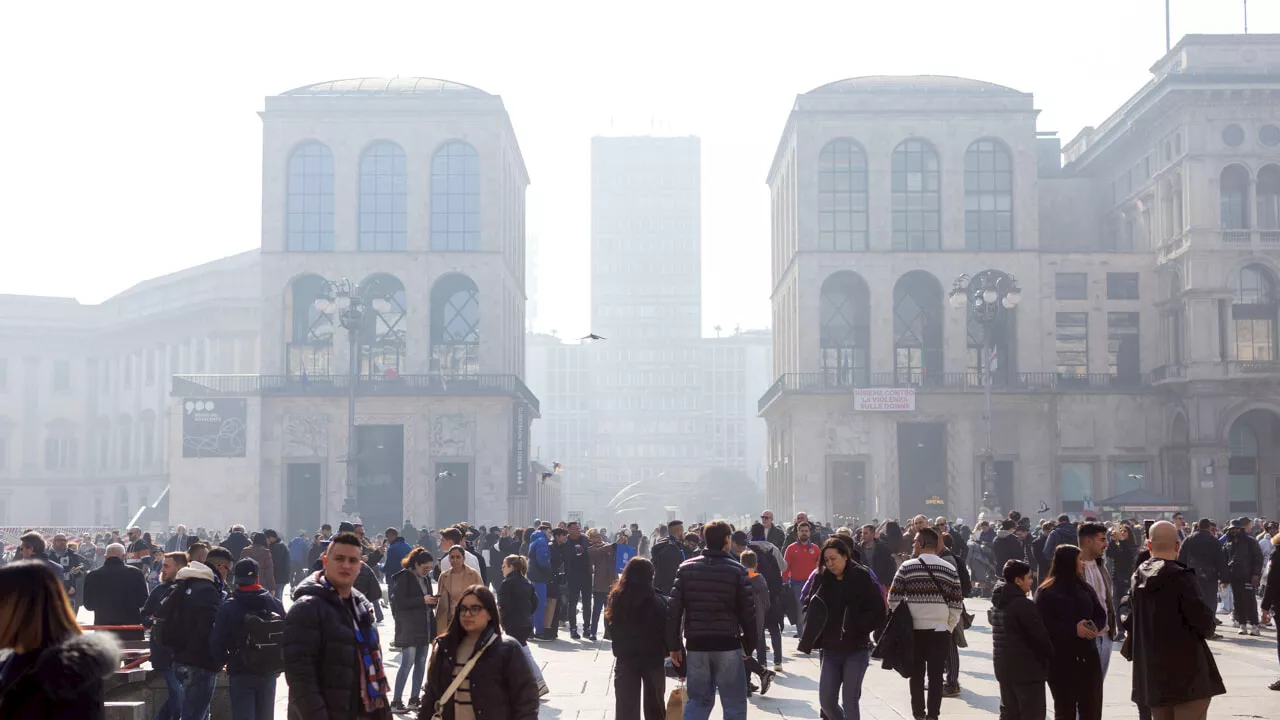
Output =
[
  {"x1": 1232, "y1": 619, "x2": 1241, "y2": 627},
  {"x1": 1249, "y1": 624, "x2": 1262, "y2": 636},
  {"x1": 1238, "y1": 624, "x2": 1251, "y2": 635}
]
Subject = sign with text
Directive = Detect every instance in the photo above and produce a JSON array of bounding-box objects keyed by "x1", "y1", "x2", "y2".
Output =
[
  {"x1": 853, "y1": 388, "x2": 916, "y2": 411},
  {"x1": 182, "y1": 398, "x2": 247, "y2": 458},
  {"x1": 510, "y1": 402, "x2": 531, "y2": 496}
]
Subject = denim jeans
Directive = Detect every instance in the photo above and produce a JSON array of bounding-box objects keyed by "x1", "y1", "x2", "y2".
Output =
[
  {"x1": 1095, "y1": 634, "x2": 1112, "y2": 681},
  {"x1": 533, "y1": 582, "x2": 548, "y2": 634},
  {"x1": 818, "y1": 648, "x2": 870, "y2": 720},
  {"x1": 176, "y1": 664, "x2": 217, "y2": 720},
  {"x1": 394, "y1": 645, "x2": 428, "y2": 703},
  {"x1": 789, "y1": 582, "x2": 806, "y2": 635},
  {"x1": 589, "y1": 590, "x2": 609, "y2": 637},
  {"x1": 227, "y1": 673, "x2": 276, "y2": 720},
  {"x1": 153, "y1": 665, "x2": 184, "y2": 720},
  {"x1": 756, "y1": 608, "x2": 782, "y2": 667},
  {"x1": 566, "y1": 585, "x2": 591, "y2": 632},
  {"x1": 684, "y1": 649, "x2": 747, "y2": 720},
  {"x1": 521, "y1": 643, "x2": 546, "y2": 687}
]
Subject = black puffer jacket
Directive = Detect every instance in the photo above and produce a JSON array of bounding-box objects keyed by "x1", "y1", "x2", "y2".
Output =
[
  {"x1": 421, "y1": 629, "x2": 539, "y2": 720},
  {"x1": 1224, "y1": 530, "x2": 1263, "y2": 582},
  {"x1": 988, "y1": 580, "x2": 1053, "y2": 684},
  {"x1": 1177, "y1": 529, "x2": 1227, "y2": 604},
  {"x1": 390, "y1": 569, "x2": 435, "y2": 648},
  {"x1": 496, "y1": 573, "x2": 536, "y2": 642},
  {"x1": 650, "y1": 537, "x2": 685, "y2": 595},
  {"x1": 355, "y1": 561, "x2": 382, "y2": 603},
  {"x1": 158, "y1": 566, "x2": 224, "y2": 672},
  {"x1": 283, "y1": 572, "x2": 390, "y2": 720},
  {"x1": 992, "y1": 532, "x2": 1023, "y2": 571},
  {"x1": 1034, "y1": 579, "x2": 1105, "y2": 667},
  {"x1": 0, "y1": 632, "x2": 120, "y2": 720},
  {"x1": 666, "y1": 549, "x2": 756, "y2": 654},
  {"x1": 1126, "y1": 557, "x2": 1225, "y2": 707},
  {"x1": 609, "y1": 589, "x2": 669, "y2": 660}
]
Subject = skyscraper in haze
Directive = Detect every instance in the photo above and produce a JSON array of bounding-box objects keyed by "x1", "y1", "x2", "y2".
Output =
[{"x1": 590, "y1": 136, "x2": 701, "y2": 342}]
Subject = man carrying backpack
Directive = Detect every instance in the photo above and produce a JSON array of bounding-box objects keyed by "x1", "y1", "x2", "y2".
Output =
[
  {"x1": 211, "y1": 557, "x2": 287, "y2": 719},
  {"x1": 156, "y1": 555, "x2": 225, "y2": 720}
]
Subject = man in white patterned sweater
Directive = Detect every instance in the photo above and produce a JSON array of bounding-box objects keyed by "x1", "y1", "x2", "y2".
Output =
[{"x1": 888, "y1": 527, "x2": 963, "y2": 720}]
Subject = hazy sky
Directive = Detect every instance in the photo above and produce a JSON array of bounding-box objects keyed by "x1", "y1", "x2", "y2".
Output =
[{"x1": 0, "y1": 1, "x2": 1270, "y2": 337}]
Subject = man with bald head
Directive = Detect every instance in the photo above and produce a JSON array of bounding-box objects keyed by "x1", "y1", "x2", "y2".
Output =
[{"x1": 1127, "y1": 521, "x2": 1225, "y2": 719}]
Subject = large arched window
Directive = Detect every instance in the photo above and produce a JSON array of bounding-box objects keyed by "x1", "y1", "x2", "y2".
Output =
[
  {"x1": 286, "y1": 142, "x2": 334, "y2": 252},
  {"x1": 1221, "y1": 165, "x2": 1250, "y2": 230},
  {"x1": 893, "y1": 271, "x2": 944, "y2": 385},
  {"x1": 138, "y1": 410, "x2": 156, "y2": 467},
  {"x1": 43, "y1": 419, "x2": 78, "y2": 472},
  {"x1": 430, "y1": 141, "x2": 480, "y2": 251},
  {"x1": 820, "y1": 272, "x2": 870, "y2": 386},
  {"x1": 892, "y1": 139, "x2": 941, "y2": 251},
  {"x1": 431, "y1": 274, "x2": 480, "y2": 375},
  {"x1": 1258, "y1": 165, "x2": 1280, "y2": 230},
  {"x1": 964, "y1": 139, "x2": 1013, "y2": 250},
  {"x1": 1233, "y1": 264, "x2": 1278, "y2": 362},
  {"x1": 359, "y1": 273, "x2": 407, "y2": 376},
  {"x1": 286, "y1": 274, "x2": 334, "y2": 375},
  {"x1": 359, "y1": 142, "x2": 407, "y2": 251},
  {"x1": 1228, "y1": 412, "x2": 1265, "y2": 514},
  {"x1": 818, "y1": 139, "x2": 868, "y2": 251}
]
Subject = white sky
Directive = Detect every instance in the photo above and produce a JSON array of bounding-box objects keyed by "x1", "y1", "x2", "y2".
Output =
[{"x1": 0, "y1": 1, "x2": 1271, "y2": 337}]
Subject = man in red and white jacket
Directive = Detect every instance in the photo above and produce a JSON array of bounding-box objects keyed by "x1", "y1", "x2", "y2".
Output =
[{"x1": 782, "y1": 522, "x2": 821, "y2": 637}]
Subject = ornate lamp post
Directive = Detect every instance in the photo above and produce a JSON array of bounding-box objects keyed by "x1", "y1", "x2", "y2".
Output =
[
  {"x1": 949, "y1": 270, "x2": 1022, "y2": 516},
  {"x1": 315, "y1": 278, "x2": 391, "y2": 518}
]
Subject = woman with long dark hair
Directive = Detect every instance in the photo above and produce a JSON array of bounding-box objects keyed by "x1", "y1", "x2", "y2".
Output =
[
  {"x1": 0, "y1": 560, "x2": 121, "y2": 719},
  {"x1": 1036, "y1": 544, "x2": 1107, "y2": 720},
  {"x1": 605, "y1": 557, "x2": 668, "y2": 720},
  {"x1": 388, "y1": 547, "x2": 435, "y2": 713},
  {"x1": 422, "y1": 585, "x2": 538, "y2": 719}
]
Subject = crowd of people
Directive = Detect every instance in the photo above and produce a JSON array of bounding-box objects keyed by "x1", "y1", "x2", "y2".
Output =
[{"x1": 0, "y1": 506, "x2": 1276, "y2": 719}]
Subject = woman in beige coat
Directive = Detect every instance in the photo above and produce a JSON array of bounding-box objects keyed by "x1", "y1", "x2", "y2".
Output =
[{"x1": 435, "y1": 545, "x2": 484, "y2": 634}]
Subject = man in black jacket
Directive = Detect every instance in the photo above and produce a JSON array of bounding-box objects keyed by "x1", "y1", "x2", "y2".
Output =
[
  {"x1": 160, "y1": 551, "x2": 226, "y2": 720},
  {"x1": 211, "y1": 557, "x2": 288, "y2": 719},
  {"x1": 284, "y1": 531, "x2": 391, "y2": 718},
  {"x1": 47, "y1": 533, "x2": 87, "y2": 611},
  {"x1": 1224, "y1": 519, "x2": 1264, "y2": 635},
  {"x1": 989, "y1": 559, "x2": 1053, "y2": 720},
  {"x1": 265, "y1": 529, "x2": 292, "y2": 598},
  {"x1": 564, "y1": 521, "x2": 593, "y2": 640},
  {"x1": 1127, "y1": 521, "x2": 1225, "y2": 717},
  {"x1": 651, "y1": 519, "x2": 687, "y2": 596},
  {"x1": 83, "y1": 543, "x2": 148, "y2": 641},
  {"x1": 667, "y1": 520, "x2": 755, "y2": 719},
  {"x1": 1177, "y1": 518, "x2": 1227, "y2": 611},
  {"x1": 223, "y1": 524, "x2": 251, "y2": 560},
  {"x1": 1041, "y1": 514, "x2": 1078, "y2": 563},
  {"x1": 992, "y1": 520, "x2": 1024, "y2": 571},
  {"x1": 142, "y1": 552, "x2": 187, "y2": 720},
  {"x1": 761, "y1": 510, "x2": 786, "y2": 552}
]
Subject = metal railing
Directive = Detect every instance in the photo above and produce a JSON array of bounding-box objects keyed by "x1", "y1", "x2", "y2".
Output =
[
  {"x1": 1223, "y1": 230, "x2": 1253, "y2": 245},
  {"x1": 173, "y1": 373, "x2": 540, "y2": 414},
  {"x1": 1228, "y1": 361, "x2": 1280, "y2": 375}
]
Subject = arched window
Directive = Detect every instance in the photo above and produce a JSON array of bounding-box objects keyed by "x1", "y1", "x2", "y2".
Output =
[
  {"x1": 430, "y1": 141, "x2": 480, "y2": 251},
  {"x1": 893, "y1": 271, "x2": 943, "y2": 385},
  {"x1": 818, "y1": 139, "x2": 868, "y2": 251},
  {"x1": 359, "y1": 273, "x2": 407, "y2": 376},
  {"x1": 286, "y1": 274, "x2": 334, "y2": 375},
  {"x1": 1258, "y1": 165, "x2": 1280, "y2": 230},
  {"x1": 819, "y1": 272, "x2": 870, "y2": 386},
  {"x1": 286, "y1": 142, "x2": 334, "y2": 252},
  {"x1": 964, "y1": 139, "x2": 1013, "y2": 250},
  {"x1": 431, "y1": 274, "x2": 480, "y2": 375},
  {"x1": 892, "y1": 139, "x2": 941, "y2": 251},
  {"x1": 1228, "y1": 413, "x2": 1264, "y2": 514},
  {"x1": 1221, "y1": 165, "x2": 1250, "y2": 230},
  {"x1": 1233, "y1": 264, "x2": 1278, "y2": 362},
  {"x1": 43, "y1": 419, "x2": 78, "y2": 472},
  {"x1": 359, "y1": 142, "x2": 407, "y2": 251}
]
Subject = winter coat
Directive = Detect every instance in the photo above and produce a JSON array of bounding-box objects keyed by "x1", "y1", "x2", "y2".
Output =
[
  {"x1": 588, "y1": 542, "x2": 618, "y2": 592},
  {"x1": 666, "y1": 549, "x2": 756, "y2": 654},
  {"x1": 268, "y1": 541, "x2": 291, "y2": 589},
  {"x1": 870, "y1": 604, "x2": 914, "y2": 678},
  {"x1": 527, "y1": 530, "x2": 551, "y2": 584},
  {"x1": 223, "y1": 531, "x2": 251, "y2": 560},
  {"x1": 0, "y1": 633, "x2": 120, "y2": 720},
  {"x1": 798, "y1": 564, "x2": 886, "y2": 654},
  {"x1": 765, "y1": 525, "x2": 786, "y2": 553},
  {"x1": 1126, "y1": 557, "x2": 1225, "y2": 708},
  {"x1": 988, "y1": 580, "x2": 1053, "y2": 684},
  {"x1": 650, "y1": 536, "x2": 685, "y2": 595},
  {"x1": 381, "y1": 538, "x2": 411, "y2": 577},
  {"x1": 354, "y1": 561, "x2": 382, "y2": 603},
  {"x1": 140, "y1": 581, "x2": 177, "y2": 670},
  {"x1": 1224, "y1": 531, "x2": 1264, "y2": 582},
  {"x1": 861, "y1": 539, "x2": 897, "y2": 590},
  {"x1": 389, "y1": 568, "x2": 435, "y2": 648},
  {"x1": 1041, "y1": 521, "x2": 1078, "y2": 563},
  {"x1": 210, "y1": 586, "x2": 287, "y2": 675},
  {"x1": 436, "y1": 564, "x2": 484, "y2": 633},
  {"x1": 992, "y1": 531, "x2": 1024, "y2": 571},
  {"x1": 160, "y1": 563, "x2": 224, "y2": 672},
  {"x1": 565, "y1": 534, "x2": 593, "y2": 589},
  {"x1": 422, "y1": 629, "x2": 539, "y2": 720},
  {"x1": 288, "y1": 536, "x2": 309, "y2": 566},
  {"x1": 1260, "y1": 551, "x2": 1280, "y2": 614},
  {"x1": 1034, "y1": 580, "x2": 1106, "y2": 669},
  {"x1": 82, "y1": 556, "x2": 148, "y2": 627},
  {"x1": 608, "y1": 589, "x2": 669, "y2": 660},
  {"x1": 1106, "y1": 537, "x2": 1137, "y2": 586},
  {"x1": 937, "y1": 548, "x2": 972, "y2": 597},
  {"x1": 496, "y1": 573, "x2": 536, "y2": 642},
  {"x1": 283, "y1": 572, "x2": 390, "y2": 720},
  {"x1": 240, "y1": 545, "x2": 277, "y2": 594},
  {"x1": 747, "y1": 573, "x2": 770, "y2": 637}
]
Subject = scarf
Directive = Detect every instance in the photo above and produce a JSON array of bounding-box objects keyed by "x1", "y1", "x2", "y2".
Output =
[{"x1": 315, "y1": 571, "x2": 390, "y2": 711}]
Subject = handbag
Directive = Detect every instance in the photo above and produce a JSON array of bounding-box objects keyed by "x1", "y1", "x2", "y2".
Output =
[
  {"x1": 430, "y1": 634, "x2": 497, "y2": 720},
  {"x1": 919, "y1": 559, "x2": 970, "y2": 642},
  {"x1": 665, "y1": 681, "x2": 686, "y2": 717}
]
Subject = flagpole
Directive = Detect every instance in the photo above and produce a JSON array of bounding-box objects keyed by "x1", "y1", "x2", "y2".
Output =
[
  {"x1": 1165, "y1": 0, "x2": 1171, "y2": 51},
  {"x1": 1244, "y1": 0, "x2": 1249, "y2": 34}
]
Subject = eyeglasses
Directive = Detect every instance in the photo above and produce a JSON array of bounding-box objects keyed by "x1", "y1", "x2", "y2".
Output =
[{"x1": 458, "y1": 604, "x2": 486, "y2": 617}]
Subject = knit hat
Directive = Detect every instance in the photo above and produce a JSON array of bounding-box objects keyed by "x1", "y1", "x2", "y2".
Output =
[{"x1": 234, "y1": 557, "x2": 260, "y2": 586}]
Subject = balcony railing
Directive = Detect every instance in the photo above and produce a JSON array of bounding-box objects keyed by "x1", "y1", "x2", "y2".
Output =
[
  {"x1": 172, "y1": 374, "x2": 540, "y2": 414},
  {"x1": 758, "y1": 371, "x2": 1152, "y2": 412},
  {"x1": 1228, "y1": 361, "x2": 1280, "y2": 376},
  {"x1": 1223, "y1": 230, "x2": 1253, "y2": 245}
]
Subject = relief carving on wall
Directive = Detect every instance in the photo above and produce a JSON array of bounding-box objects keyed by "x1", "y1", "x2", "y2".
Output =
[
  {"x1": 825, "y1": 412, "x2": 871, "y2": 455},
  {"x1": 282, "y1": 414, "x2": 328, "y2": 458},
  {"x1": 429, "y1": 412, "x2": 475, "y2": 458}
]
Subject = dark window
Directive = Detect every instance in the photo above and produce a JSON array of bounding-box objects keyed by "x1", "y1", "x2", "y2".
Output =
[
  {"x1": 53, "y1": 361, "x2": 70, "y2": 392},
  {"x1": 1261, "y1": 125, "x2": 1280, "y2": 147},
  {"x1": 820, "y1": 272, "x2": 870, "y2": 386},
  {"x1": 964, "y1": 139, "x2": 1013, "y2": 250},
  {"x1": 430, "y1": 141, "x2": 481, "y2": 251},
  {"x1": 1055, "y1": 273, "x2": 1087, "y2": 300},
  {"x1": 893, "y1": 272, "x2": 943, "y2": 384},
  {"x1": 817, "y1": 139, "x2": 868, "y2": 251},
  {"x1": 891, "y1": 139, "x2": 941, "y2": 251},
  {"x1": 431, "y1": 274, "x2": 480, "y2": 375},
  {"x1": 286, "y1": 142, "x2": 335, "y2": 252},
  {"x1": 1221, "y1": 165, "x2": 1250, "y2": 230},
  {"x1": 1106, "y1": 273, "x2": 1140, "y2": 300},
  {"x1": 1234, "y1": 265, "x2": 1278, "y2": 362},
  {"x1": 1108, "y1": 312, "x2": 1141, "y2": 380},
  {"x1": 1056, "y1": 312, "x2": 1089, "y2": 376},
  {"x1": 1223, "y1": 124, "x2": 1245, "y2": 147},
  {"x1": 359, "y1": 142, "x2": 408, "y2": 251},
  {"x1": 1258, "y1": 165, "x2": 1280, "y2": 230}
]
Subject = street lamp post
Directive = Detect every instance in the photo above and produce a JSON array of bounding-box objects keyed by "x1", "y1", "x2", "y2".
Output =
[
  {"x1": 949, "y1": 270, "x2": 1022, "y2": 517},
  {"x1": 315, "y1": 278, "x2": 391, "y2": 519}
]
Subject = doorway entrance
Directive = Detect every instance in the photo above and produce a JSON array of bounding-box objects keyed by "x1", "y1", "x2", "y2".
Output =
[
  {"x1": 286, "y1": 463, "x2": 322, "y2": 536},
  {"x1": 898, "y1": 423, "x2": 948, "y2": 519},
  {"x1": 355, "y1": 426, "x2": 404, "y2": 537},
  {"x1": 434, "y1": 462, "x2": 471, "y2": 528},
  {"x1": 829, "y1": 459, "x2": 867, "y2": 525}
]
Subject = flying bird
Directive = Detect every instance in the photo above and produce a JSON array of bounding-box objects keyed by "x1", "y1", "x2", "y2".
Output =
[
  {"x1": 1037, "y1": 501, "x2": 1051, "y2": 515},
  {"x1": 580, "y1": 334, "x2": 606, "y2": 341},
  {"x1": 436, "y1": 471, "x2": 455, "y2": 481},
  {"x1": 552, "y1": 462, "x2": 563, "y2": 473}
]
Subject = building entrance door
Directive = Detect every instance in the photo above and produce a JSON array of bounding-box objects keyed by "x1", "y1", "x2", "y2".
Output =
[
  {"x1": 829, "y1": 459, "x2": 867, "y2": 525},
  {"x1": 286, "y1": 463, "x2": 322, "y2": 537},
  {"x1": 898, "y1": 423, "x2": 947, "y2": 519},
  {"x1": 355, "y1": 426, "x2": 404, "y2": 538}
]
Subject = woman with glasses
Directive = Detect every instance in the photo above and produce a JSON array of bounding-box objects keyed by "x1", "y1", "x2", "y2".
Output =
[{"x1": 423, "y1": 585, "x2": 538, "y2": 719}]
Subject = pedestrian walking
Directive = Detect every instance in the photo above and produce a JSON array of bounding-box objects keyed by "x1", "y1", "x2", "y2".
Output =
[
  {"x1": 1224, "y1": 519, "x2": 1264, "y2": 635},
  {"x1": 564, "y1": 521, "x2": 593, "y2": 640},
  {"x1": 1036, "y1": 544, "x2": 1106, "y2": 720},
  {"x1": 586, "y1": 529, "x2": 619, "y2": 641},
  {"x1": 210, "y1": 557, "x2": 288, "y2": 720},
  {"x1": 989, "y1": 559, "x2": 1052, "y2": 720},
  {"x1": 651, "y1": 519, "x2": 687, "y2": 596},
  {"x1": 738, "y1": 550, "x2": 777, "y2": 696},
  {"x1": 141, "y1": 552, "x2": 189, "y2": 720},
  {"x1": 887, "y1": 527, "x2": 962, "y2": 720},
  {"x1": 82, "y1": 542, "x2": 148, "y2": 642},
  {"x1": 157, "y1": 551, "x2": 227, "y2": 720},
  {"x1": 783, "y1": 521, "x2": 821, "y2": 639},
  {"x1": 607, "y1": 557, "x2": 669, "y2": 720},
  {"x1": 436, "y1": 545, "x2": 484, "y2": 635},
  {"x1": 1260, "y1": 530, "x2": 1280, "y2": 691},
  {"x1": 239, "y1": 533, "x2": 278, "y2": 597},
  {"x1": 387, "y1": 547, "x2": 436, "y2": 713},
  {"x1": 264, "y1": 530, "x2": 291, "y2": 599},
  {"x1": 497, "y1": 554, "x2": 549, "y2": 697}
]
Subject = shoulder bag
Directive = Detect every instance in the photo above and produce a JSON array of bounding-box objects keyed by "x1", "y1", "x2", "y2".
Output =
[
  {"x1": 431, "y1": 634, "x2": 497, "y2": 720},
  {"x1": 918, "y1": 559, "x2": 973, "y2": 647}
]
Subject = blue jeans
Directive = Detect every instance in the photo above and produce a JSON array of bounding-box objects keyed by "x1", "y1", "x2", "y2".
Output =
[
  {"x1": 533, "y1": 582, "x2": 548, "y2": 634},
  {"x1": 1095, "y1": 634, "x2": 1112, "y2": 681},
  {"x1": 228, "y1": 673, "x2": 276, "y2": 720},
  {"x1": 684, "y1": 649, "x2": 747, "y2": 720},
  {"x1": 789, "y1": 582, "x2": 806, "y2": 635},
  {"x1": 153, "y1": 665, "x2": 184, "y2": 720},
  {"x1": 394, "y1": 645, "x2": 428, "y2": 703},
  {"x1": 176, "y1": 665, "x2": 217, "y2": 720},
  {"x1": 819, "y1": 648, "x2": 870, "y2": 720},
  {"x1": 521, "y1": 643, "x2": 546, "y2": 686}
]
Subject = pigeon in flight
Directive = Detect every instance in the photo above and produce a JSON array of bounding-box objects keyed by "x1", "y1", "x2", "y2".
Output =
[
  {"x1": 436, "y1": 471, "x2": 455, "y2": 481},
  {"x1": 1036, "y1": 501, "x2": 1051, "y2": 515},
  {"x1": 580, "y1": 333, "x2": 606, "y2": 341}
]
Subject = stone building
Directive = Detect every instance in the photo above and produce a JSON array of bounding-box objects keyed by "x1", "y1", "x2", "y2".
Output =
[
  {"x1": 762, "y1": 35, "x2": 1280, "y2": 525},
  {"x1": 168, "y1": 77, "x2": 539, "y2": 534}
]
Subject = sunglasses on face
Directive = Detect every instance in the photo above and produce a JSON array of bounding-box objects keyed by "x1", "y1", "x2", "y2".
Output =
[{"x1": 458, "y1": 604, "x2": 485, "y2": 617}]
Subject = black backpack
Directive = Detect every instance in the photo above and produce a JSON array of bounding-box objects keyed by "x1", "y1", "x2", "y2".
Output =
[
  {"x1": 241, "y1": 608, "x2": 287, "y2": 675},
  {"x1": 748, "y1": 541, "x2": 783, "y2": 598},
  {"x1": 156, "y1": 581, "x2": 191, "y2": 652}
]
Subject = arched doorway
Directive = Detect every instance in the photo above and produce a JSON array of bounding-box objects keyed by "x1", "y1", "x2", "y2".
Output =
[{"x1": 1227, "y1": 409, "x2": 1278, "y2": 515}]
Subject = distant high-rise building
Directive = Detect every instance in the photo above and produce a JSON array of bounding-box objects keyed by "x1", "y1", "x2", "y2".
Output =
[
  {"x1": 591, "y1": 136, "x2": 701, "y2": 343},
  {"x1": 527, "y1": 232, "x2": 541, "y2": 332}
]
